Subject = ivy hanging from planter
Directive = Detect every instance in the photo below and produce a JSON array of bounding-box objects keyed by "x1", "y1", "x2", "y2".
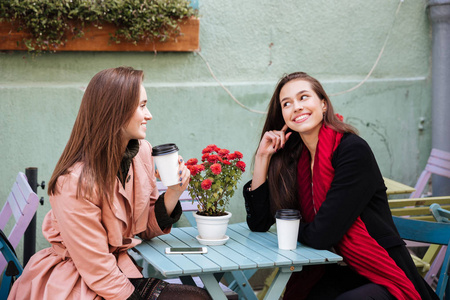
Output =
[{"x1": 0, "y1": 0, "x2": 198, "y2": 53}]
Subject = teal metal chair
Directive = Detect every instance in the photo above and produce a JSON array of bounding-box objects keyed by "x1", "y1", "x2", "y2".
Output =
[
  {"x1": 431, "y1": 203, "x2": 450, "y2": 223},
  {"x1": 0, "y1": 229, "x2": 23, "y2": 300},
  {"x1": 393, "y1": 216, "x2": 450, "y2": 299}
]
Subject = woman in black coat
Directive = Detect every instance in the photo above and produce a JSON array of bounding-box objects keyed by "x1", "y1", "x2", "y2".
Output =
[{"x1": 243, "y1": 72, "x2": 438, "y2": 300}]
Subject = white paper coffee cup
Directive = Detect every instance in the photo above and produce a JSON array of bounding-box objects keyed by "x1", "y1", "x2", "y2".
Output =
[
  {"x1": 275, "y1": 209, "x2": 301, "y2": 250},
  {"x1": 152, "y1": 143, "x2": 179, "y2": 186}
]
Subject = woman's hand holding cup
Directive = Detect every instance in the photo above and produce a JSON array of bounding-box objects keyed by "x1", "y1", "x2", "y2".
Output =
[{"x1": 167, "y1": 156, "x2": 190, "y2": 192}]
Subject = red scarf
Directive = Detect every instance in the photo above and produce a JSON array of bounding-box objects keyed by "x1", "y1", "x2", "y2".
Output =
[{"x1": 296, "y1": 124, "x2": 420, "y2": 300}]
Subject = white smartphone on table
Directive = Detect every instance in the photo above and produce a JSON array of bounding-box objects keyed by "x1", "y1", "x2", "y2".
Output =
[{"x1": 165, "y1": 247, "x2": 207, "y2": 254}]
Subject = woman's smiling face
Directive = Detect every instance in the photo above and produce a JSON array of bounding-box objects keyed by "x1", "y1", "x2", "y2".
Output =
[
  {"x1": 279, "y1": 79, "x2": 326, "y2": 138},
  {"x1": 122, "y1": 85, "x2": 152, "y2": 144}
]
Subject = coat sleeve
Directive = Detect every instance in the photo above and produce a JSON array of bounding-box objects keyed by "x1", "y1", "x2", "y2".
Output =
[
  {"x1": 50, "y1": 173, "x2": 135, "y2": 300},
  {"x1": 243, "y1": 180, "x2": 275, "y2": 232},
  {"x1": 299, "y1": 135, "x2": 382, "y2": 249},
  {"x1": 154, "y1": 193, "x2": 182, "y2": 230}
]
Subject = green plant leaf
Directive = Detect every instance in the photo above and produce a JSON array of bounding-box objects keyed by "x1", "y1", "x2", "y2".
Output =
[{"x1": 0, "y1": 0, "x2": 198, "y2": 54}]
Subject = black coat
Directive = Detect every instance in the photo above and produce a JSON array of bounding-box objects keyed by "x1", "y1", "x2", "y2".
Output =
[{"x1": 243, "y1": 133, "x2": 438, "y2": 300}]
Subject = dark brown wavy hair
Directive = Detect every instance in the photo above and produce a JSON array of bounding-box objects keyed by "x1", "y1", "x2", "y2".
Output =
[
  {"x1": 48, "y1": 66, "x2": 144, "y2": 202},
  {"x1": 260, "y1": 72, "x2": 358, "y2": 214}
]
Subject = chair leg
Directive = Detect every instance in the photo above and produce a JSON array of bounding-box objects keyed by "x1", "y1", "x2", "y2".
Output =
[
  {"x1": 424, "y1": 246, "x2": 446, "y2": 288},
  {"x1": 0, "y1": 270, "x2": 13, "y2": 299},
  {"x1": 435, "y1": 246, "x2": 450, "y2": 299}
]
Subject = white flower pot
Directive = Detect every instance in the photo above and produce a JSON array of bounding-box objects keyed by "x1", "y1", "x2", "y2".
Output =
[{"x1": 193, "y1": 211, "x2": 232, "y2": 244}]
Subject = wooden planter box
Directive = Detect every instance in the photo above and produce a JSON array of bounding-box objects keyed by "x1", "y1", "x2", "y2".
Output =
[{"x1": 0, "y1": 17, "x2": 199, "y2": 52}]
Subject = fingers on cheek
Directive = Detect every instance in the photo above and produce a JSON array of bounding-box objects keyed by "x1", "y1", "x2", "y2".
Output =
[{"x1": 275, "y1": 137, "x2": 280, "y2": 148}]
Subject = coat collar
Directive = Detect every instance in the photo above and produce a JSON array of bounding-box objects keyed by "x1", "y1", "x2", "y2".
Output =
[{"x1": 114, "y1": 147, "x2": 156, "y2": 231}]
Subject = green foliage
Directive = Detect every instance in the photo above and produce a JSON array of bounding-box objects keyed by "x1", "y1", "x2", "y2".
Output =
[
  {"x1": 185, "y1": 145, "x2": 246, "y2": 217},
  {"x1": 0, "y1": 0, "x2": 198, "y2": 53}
]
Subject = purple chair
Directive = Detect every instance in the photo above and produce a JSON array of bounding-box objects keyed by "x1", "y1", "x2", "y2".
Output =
[
  {"x1": 410, "y1": 149, "x2": 450, "y2": 289},
  {"x1": 0, "y1": 172, "x2": 39, "y2": 274}
]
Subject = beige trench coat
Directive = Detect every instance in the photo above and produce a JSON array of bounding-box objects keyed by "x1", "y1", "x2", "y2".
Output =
[{"x1": 8, "y1": 140, "x2": 170, "y2": 300}]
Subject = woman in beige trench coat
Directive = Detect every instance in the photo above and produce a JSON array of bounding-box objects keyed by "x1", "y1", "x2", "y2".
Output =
[{"x1": 8, "y1": 67, "x2": 211, "y2": 300}]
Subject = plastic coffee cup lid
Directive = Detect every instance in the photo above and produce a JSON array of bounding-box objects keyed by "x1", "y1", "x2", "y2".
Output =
[
  {"x1": 152, "y1": 143, "x2": 179, "y2": 156},
  {"x1": 275, "y1": 209, "x2": 301, "y2": 220}
]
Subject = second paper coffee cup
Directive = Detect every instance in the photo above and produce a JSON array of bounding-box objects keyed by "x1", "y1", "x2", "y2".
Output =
[
  {"x1": 152, "y1": 143, "x2": 179, "y2": 186},
  {"x1": 275, "y1": 209, "x2": 301, "y2": 250}
]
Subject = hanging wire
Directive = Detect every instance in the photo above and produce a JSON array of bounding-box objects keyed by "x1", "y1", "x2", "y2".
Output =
[
  {"x1": 329, "y1": 0, "x2": 403, "y2": 97},
  {"x1": 196, "y1": 51, "x2": 267, "y2": 114},
  {"x1": 197, "y1": 0, "x2": 404, "y2": 112}
]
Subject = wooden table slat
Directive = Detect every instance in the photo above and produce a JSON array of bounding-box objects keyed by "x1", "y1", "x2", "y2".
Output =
[
  {"x1": 134, "y1": 242, "x2": 182, "y2": 277},
  {"x1": 145, "y1": 236, "x2": 203, "y2": 274},
  {"x1": 233, "y1": 223, "x2": 342, "y2": 263},
  {"x1": 383, "y1": 177, "x2": 415, "y2": 195},
  {"x1": 225, "y1": 229, "x2": 295, "y2": 266},
  {"x1": 177, "y1": 226, "x2": 252, "y2": 271},
  {"x1": 229, "y1": 225, "x2": 311, "y2": 264},
  {"x1": 180, "y1": 225, "x2": 278, "y2": 268}
]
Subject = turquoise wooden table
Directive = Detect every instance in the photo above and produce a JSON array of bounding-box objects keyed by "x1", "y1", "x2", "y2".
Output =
[{"x1": 134, "y1": 222, "x2": 342, "y2": 300}]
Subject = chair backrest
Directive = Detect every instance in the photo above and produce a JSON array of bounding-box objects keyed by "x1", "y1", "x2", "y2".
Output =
[
  {"x1": 0, "y1": 172, "x2": 39, "y2": 273},
  {"x1": 430, "y1": 203, "x2": 450, "y2": 223},
  {"x1": 411, "y1": 148, "x2": 450, "y2": 198},
  {"x1": 393, "y1": 216, "x2": 450, "y2": 299},
  {"x1": 156, "y1": 181, "x2": 198, "y2": 226}
]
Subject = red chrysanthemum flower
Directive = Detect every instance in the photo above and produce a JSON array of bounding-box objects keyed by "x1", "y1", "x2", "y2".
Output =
[
  {"x1": 188, "y1": 165, "x2": 198, "y2": 176},
  {"x1": 185, "y1": 158, "x2": 198, "y2": 166},
  {"x1": 218, "y1": 149, "x2": 230, "y2": 157},
  {"x1": 201, "y1": 153, "x2": 209, "y2": 161},
  {"x1": 236, "y1": 161, "x2": 246, "y2": 172},
  {"x1": 336, "y1": 113, "x2": 344, "y2": 122},
  {"x1": 207, "y1": 154, "x2": 219, "y2": 163},
  {"x1": 234, "y1": 151, "x2": 243, "y2": 159},
  {"x1": 207, "y1": 144, "x2": 219, "y2": 152},
  {"x1": 222, "y1": 160, "x2": 231, "y2": 165},
  {"x1": 201, "y1": 179, "x2": 212, "y2": 190},
  {"x1": 227, "y1": 153, "x2": 236, "y2": 160},
  {"x1": 202, "y1": 146, "x2": 212, "y2": 154},
  {"x1": 197, "y1": 164, "x2": 205, "y2": 172},
  {"x1": 210, "y1": 163, "x2": 222, "y2": 175}
]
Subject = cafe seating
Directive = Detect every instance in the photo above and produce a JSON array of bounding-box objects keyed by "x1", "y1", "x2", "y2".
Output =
[
  {"x1": 410, "y1": 148, "x2": 450, "y2": 198},
  {"x1": 427, "y1": 203, "x2": 450, "y2": 295},
  {"x1": 431, "y1": 203, "x2": 450, "y2": 223},
  {"x1": 0, "y1": 172, "x2": 39, "y2": 273},
  {"x1": 389, "y1": 148, "x2": 450, "y2": 290},
  {"x1": 0, "y1": 172, "x2": 39, "y2": 298},
  {"x1": 392, "y1": 216, "x2": 450, "y2": 299},
  {"x1": 0, "y1": 229, "x2": 23, "y2": 299}
]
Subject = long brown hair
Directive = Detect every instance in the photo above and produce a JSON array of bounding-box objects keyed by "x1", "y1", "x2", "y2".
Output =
[
  {"x1": 48, "y1": 66, "x2": 144, "y2": 202},
  {"x1": 260, "y1": 72, "x2": 358, "y2": 214}
]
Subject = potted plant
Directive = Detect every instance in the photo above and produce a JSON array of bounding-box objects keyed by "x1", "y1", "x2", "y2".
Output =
[
  {"x1": 185, "y1": 144, "x2": 246, "y2": 245},
  {"x1": 0, "y1": 0, "x2": 199, "y2": 53}
]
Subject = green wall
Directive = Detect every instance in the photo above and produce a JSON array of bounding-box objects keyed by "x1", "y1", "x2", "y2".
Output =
[{"x1": 1, "y1": 0, "x2": 432, "y2": 254}]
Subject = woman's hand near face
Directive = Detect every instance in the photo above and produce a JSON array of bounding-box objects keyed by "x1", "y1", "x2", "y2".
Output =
[
  {"x1": 252, "y1": 125, "x2": 291, "y2": 190},
  {"x1": 256, "y1": 124, "x2": 292, "y2": 157},
  {"x1": 162, "y1": 156, "x2": 190, "y2": 215}
]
